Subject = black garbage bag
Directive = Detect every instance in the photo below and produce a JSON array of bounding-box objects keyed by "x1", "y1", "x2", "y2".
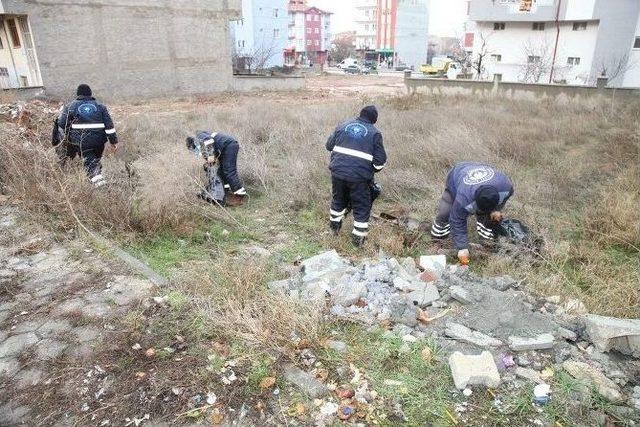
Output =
[{"x1": 495, "y1": 219, "x2": 543, "y2": 251}]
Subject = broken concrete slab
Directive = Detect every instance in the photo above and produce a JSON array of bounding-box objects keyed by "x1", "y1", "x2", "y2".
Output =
[
  {"x1": 491, "y1": 276, "x2": 517, "y2": 291},
  {"x1": 0, "y1": 333, "x2": 38, "y2": 358},
  {"x1": 515, "y1": 367, "x2": 544, "y2": 384},
  {"x1": 331, "y1": 280, "x2": 367, "y2": 307},
  {"x1": 563, "y1": 299, "x2": 588, "y2": 315},
  {"x1": 388, "y1": 294, "x2": 418, "y2": 327},
  {"x1": 449, "y1": 285, "x2": 473, "y2": 304},
  {"x1": 418, "y1": 255, "x2": 446, "y2": 271},
  {"x1": 584, "y1": 314, "x2": 640, "y2": 358},
  {"x1": 508, "y1": 333, "x2": 554, "y2": 351},
  {"x1": 562, "y1": 361, "x2": 623, "y2": 402},
  {"x1": 392, "y1": 277, "x2": 423, "y2": 292},
  {"x1": 283, "y1": 364, "x2": 328, "y2": 398},
  {"x1": 556, "y1": 327, "x2": 578, "y2": 342},
  {"x1": 301, "y1": 250, "x2": 351, "y2": 285},
  {"x1": 406, "y1": 283, "x2": 440, "y2": 307},
  {"x1": 448, "y1": 351, "x2": 501, "y2": 389},
  {"x1": 445, "y1": 323, "x2": 503, "y2": 348}
]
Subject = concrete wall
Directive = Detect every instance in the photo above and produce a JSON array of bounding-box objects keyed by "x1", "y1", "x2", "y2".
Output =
[
  {"x1": 404, "y1": 73, "x2": 640, "y2": 102},
  {"x1": 623, "y1": 10, "x2": 640, "y2": 88},
  {"x1": 232, "y1": 74, "x2": 304, "y2": 91},
  {"x1": 3, "y1": 0, "x2": 243, "y2": 100}
]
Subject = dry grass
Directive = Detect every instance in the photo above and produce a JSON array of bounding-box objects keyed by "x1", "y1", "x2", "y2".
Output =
[{"x1": 1, "y1": 90, "x2": 638, "y2": 319}]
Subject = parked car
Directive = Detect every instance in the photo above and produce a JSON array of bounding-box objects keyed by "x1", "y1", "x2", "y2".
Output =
[
  {"x1": 363, "y1": 60, "x2": 377, "y2": 70},
  {"x1": 343, "y1": 64, "x2": 361, "y2": 74},
  {"x1": 394, "y1": 62, "x2": 410, "y2": 71},
  {"x1": 337, "y1": 58, "x2": 358, "y2": 69}
]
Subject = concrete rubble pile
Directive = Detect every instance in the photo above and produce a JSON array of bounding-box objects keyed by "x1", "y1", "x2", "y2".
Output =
[{"x1": 269, "y1": 250, "x2": 640, "y2": 417}]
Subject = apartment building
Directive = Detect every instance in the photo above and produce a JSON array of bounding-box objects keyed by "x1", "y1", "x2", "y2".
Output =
[
  {"x1": 285, "y1": 0, "x2": 331, "y2": 66},
  {"x1": 355, "y1": 0, "x2": 377, "y2": 51},
  {"x1": 468, "y1": 0, "x2": 640, "y2": 87},
  {"x1": 0, "y1": 15, "x2": 41, "y2": 89},
  {"x1": 231, "y1": 0, "x2": 289, "y2": 70}
]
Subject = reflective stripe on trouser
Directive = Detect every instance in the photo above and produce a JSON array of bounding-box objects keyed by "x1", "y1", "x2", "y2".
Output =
[
  {"x1": 352, "y1": 220, "x2": 369, "y2": 237},
  {"x1": 431, "y1": 221, "x2": 450, "y2": 237},
  {"x1": 330, "y1": 208, "x2": 346, "y2": 223},
  {"x1": 331, "y1": 176, "x2": 372, "y2": 236},
  {"x1": 476, "y1": 221, "x2": 495, "y2": 239}
]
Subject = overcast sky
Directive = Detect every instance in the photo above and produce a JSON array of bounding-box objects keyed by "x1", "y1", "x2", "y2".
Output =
[{"x1": 308, "y1": 0, "x2": 467, "y2": 37}]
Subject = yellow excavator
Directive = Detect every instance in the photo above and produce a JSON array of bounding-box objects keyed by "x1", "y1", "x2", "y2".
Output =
[{"x1": 420, "y1": 57, "x2": 453, "y2": 76}]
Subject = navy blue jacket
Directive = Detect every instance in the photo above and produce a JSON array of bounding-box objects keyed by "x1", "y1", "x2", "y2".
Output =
[
  {"x1": 58, "y1": 96, "x2": 117, "y2": 148},
  {"x1": 195, "y1": 131, "x2": 237, "y2": 159},
  {"x1": 446, "y1": 162, "x2": 514, "y2": 249},
  {"x1": 326, "y1": 117, "x2": 386, "y2": 182}
]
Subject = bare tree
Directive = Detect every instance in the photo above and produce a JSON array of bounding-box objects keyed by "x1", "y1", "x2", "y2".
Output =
[
  {"x1": 520, "y1": 39, "x2": 554, "y2": 83},
  {"x1": 233, "y1": 37, "x2": 281, "y2": 74},
  {"x1": 471, "y1": 31, "x2": 492, "y2": 80},
  {"x1": 330, "y1": 32, "x2": 355, "y2": 64},
  {"x1": 595, "y1": 53, "x2": 638, "y2": 86}
]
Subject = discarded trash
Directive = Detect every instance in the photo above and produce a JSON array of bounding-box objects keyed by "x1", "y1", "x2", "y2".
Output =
[
  {"x1": 463, "y1": 388, "x2": 473, "y2": 397},
  {"x1": 501, "y1": 354, "x2": 516, "y2": 368},
  {"x1": 495, "y1": 219, "x2": 542, "y2": 250},
  {"x1": 533, "y1": 383, "x2": 551, "y2": 406},
  {"x1": 338, "y1": 405, "x2": 354, "y2": 420}
]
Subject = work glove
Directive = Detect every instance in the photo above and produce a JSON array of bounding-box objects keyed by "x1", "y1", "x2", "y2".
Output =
[
  {"x1": 490, "y1": 211, "x2": 503, "y2": 224},
  {"x1": 207, "y1": 155, "x2": 217, "y2": 164},
  {"x1": 457, "y1": 249, "x2": 470, "y2": 266}
]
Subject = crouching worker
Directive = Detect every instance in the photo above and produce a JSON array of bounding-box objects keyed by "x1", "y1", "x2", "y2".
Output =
[
  {"x1": 186, "y1": 131, "x2": 247, "y2": 207},
  {"x1": 431, "y1": 162, "x2": 514, "y2": 265},
  {"x1": 326, "y1": 105, "x2": 387, "y2": 247},
  {"x1": 55, "y1": 84, "x2": 118, "y2": 187}
]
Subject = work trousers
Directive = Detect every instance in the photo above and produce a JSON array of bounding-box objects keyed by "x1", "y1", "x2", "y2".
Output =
[
  {"x1": 329, "y1": 176, "x2": 372, "y2": 238},
  {"x1": 431, "y1": 189, "x2": 496, "y2": 240},
  {"x1": 217, "y1": 142, "x2": 245, "y2": 195},
  {"x1": 65, "y1": 143, "x2": 105, "y2": 179}
]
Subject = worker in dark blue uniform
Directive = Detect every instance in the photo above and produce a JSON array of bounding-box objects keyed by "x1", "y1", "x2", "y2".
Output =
[
  {"x1": 431, "y1": 162, "x2": 514, "y2": 265},
  {"x1": 326, "y1": 105, "x2": 387, "y2": 247},
  {"x1": 187, "y1": 131, "x2": 247, "y2": 207},
  {"x1": 55, "y1": 84, "x2": 118, "y2": 187}
]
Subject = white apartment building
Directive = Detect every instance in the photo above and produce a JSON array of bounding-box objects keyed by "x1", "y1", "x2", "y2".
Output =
[
  {"x1": 231, "y1": 0, "x2": 289, "y2": 70},
  {"x1": 355, "y1": 0, "x2": 377, "y2": 51},
  {"x1": 0, "y1": 15, "x2": 42, "y2": 88},
  {"x1": 469, "y1": 0, "x2": 640, "y2": 87}
]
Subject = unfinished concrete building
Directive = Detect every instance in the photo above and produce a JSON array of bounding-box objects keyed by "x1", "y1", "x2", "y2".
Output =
[{"x1": 0, "y1": 0, "x2": 251, "y2": 99}]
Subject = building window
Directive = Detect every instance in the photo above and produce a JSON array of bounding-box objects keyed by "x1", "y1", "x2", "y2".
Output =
[
  {"x1": 7, "y1": 19, "x2": 21, "y2": 48},
  {"x1": 0, "y1": 67, "x2": 8, "y2": 76},
  {"x1": 573, "y1": 22, "x2": 587, "y2": 31},
  {"x1": 306, "y1": 40, "x2": 311, "y2": 46},
  {"x1": 307, "y1": 27, "x2": 311, "y2": 34},
  {"x1": 19, "y1": 75, "x2": 28, "y2": 86},
  {"x1": 567, "y1": 57, "x2": 580, "y2": 65},
  {"x1": 491, "y1": 54, "x2": 502, "y2": 62},
  {"x1": 314, "y1": 15, "x2": 319, "y2": 21},
  {"x1": 306, "y1": 15, "x2": 311, "y2": 21},
  {"x1": 634, "y1": 37, "x2": 640, "y2": 49},
  {"x1": 527, "y1": 55, "x2": 541, "y2": 63},
  {"x1": 532, "y1": 22, "x2": 545, "y2": 31},
  {"x1": 315, "y1": 28, "x2": 319, "y2": 34},
  {"x1": 494, "y1": 22, "x2": 505, "y2": 31},
  {"x1": 274, "y1": 29, "x2": 280, "y2": 37},
  {"x1": 274, "y1": 8, "x2": 279, "y2": 17}
]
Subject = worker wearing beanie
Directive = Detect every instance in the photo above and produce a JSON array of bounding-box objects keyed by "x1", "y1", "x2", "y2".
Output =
[
  {"x1": 431, "y1": 162, "x2": 514, "y2": 265},
  {"x1": 326, "y1": 105, "x2": 387, "y2": 247},
  {"x1": 55, "y1": 84, "x2": 118, "y2": 187}
]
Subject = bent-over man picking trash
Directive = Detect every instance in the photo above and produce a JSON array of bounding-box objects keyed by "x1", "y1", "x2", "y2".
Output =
[{"x1": 431, "y1": 162, "x2": 514, "y2": 265}]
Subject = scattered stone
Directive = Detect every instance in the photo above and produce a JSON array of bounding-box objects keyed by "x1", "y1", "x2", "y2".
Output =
[
  {"x1": 584, "y1": 314, "x2": 640, "y2": 358},
  {"x1": 445, "y1": 323, "x2": 503, "y2": 348},
  {"x1": 388, "y1": 294, "x2": 418, "y2": 327},
  {"x1": 462, "y1": 388, "x2": 473, "y2": 397},
  {"x1": 0, "y1": 332, "x2": 38, "y2": 358},
  {"x1": 319, "y1": 402, "x2": 339, "y2": 416},
  {"x1": 562, "y1": 361, "x2": 623, "y2": 402},
  {"x1": 392, "y1": 277, "x2": 422, "y2": 292},
  {"x1": 401, "y1": 334, "x2": 417, "y2": 343},
  {"x1": 508, "y1": 333, "x2": 554, "y2": 351},
  {"x1": 563, "y1": 299, "x2": 588, "y2": 315},
  {"x1": 406, "y1": 283, "x2": 440, "y2": 307},
  {"x1": 515, "y1": 367, "x2": 543, "y2": 384},
  {"x1": 449, "y1": 286, "x2": 472, "y2": 304},
  {"x1": 35, "y1": 339, "x2": 67, "y2": 361},
  {"x1": 546, "y1": 295, "x2": 562, "y2": 304},
  {"x1": 108, "y1": 276, "x2": 155, "y2": 306},
  {"x1": 283, "y1": 364, "x2": 328, "y2": 398},
  {"x1": 301, "y1": 250, "x2": 350, "y2": 285},
  {"x1": 327, "y1": 340, "x2": 347, "y2": 353},
  {"x1": 332, "y1": 280, "x2": 367, "y2": 307},
  {"x1": 0, "y1": 357, "x2": 20, "y2": 377},
  {"x1": 244, "y1": 245, "x2": 271, "y2": 258},
  {"x1": 400, "y1": 257, "x2": 418, "y2": 274},
  {"x1": 418, "y1": 255, "x2": 446, "y2": 271},
  {"x1": 491, "y1": 276, "x2": 517, "y2": 291},
  {"x1": 448, "y1": 351, "x2": 501, "y2": 390},
  {"x1": 556, "y1": 327, "x2": 578, "y2": 342}
]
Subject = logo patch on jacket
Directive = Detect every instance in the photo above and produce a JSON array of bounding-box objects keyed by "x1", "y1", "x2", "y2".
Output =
[
  {"x1": 344, "y1": 123, "x2": 368, "y2": 139},
  {"x1": 463, "y1": 166, "x2": 495, "y2": 185},
  {"x1": 77, "y1": 103, "x2": 98, "y2": 119}
]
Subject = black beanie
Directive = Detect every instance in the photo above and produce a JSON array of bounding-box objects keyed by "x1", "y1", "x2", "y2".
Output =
[
  {"x1": 359, "y1": 105, "x2": 378, "y2": 124},
  {"x1": 76, "y1": 84, "x2": 92, "y2": 97},
  {"x1": 475, "y1": 186, "x2": 500, "y2": 213}
]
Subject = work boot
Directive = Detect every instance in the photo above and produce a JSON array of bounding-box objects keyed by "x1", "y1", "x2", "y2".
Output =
[
  {"x1": 351, "y1": 233, "x2": 366, "y2": 248},
  {"x1": 225, "y1": 193, "x2": 246, "y2": 207},
  {"x1": 329, "y1": 220, "x2": 342, "y2": 236}
]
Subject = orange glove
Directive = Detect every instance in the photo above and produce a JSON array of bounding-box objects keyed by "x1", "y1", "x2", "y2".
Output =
[
  {"x1": 458, "y1": 249, "x2": 470, "y2": 265},
  {"x1": 490, "y1": 211, "x2": 503, "y2": 224}
]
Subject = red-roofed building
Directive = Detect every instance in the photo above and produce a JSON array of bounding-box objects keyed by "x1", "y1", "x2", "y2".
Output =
[{"x1": 285, "y1": 1, "x2": 331, "y2": 66}]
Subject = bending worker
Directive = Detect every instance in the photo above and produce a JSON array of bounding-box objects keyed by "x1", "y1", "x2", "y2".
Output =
[
  {"x1": 431, "y1": 162, "x2": 514, "y2": 265},
  {"x1": 56, "y1": 84, "x2": 118, "y2": 187},
  {"x1": 326, "y1": 105, "x2": 387, "y2": 247},
  {"x1": 186, "y1": 131, "x2": 247, "y2": 207}
]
